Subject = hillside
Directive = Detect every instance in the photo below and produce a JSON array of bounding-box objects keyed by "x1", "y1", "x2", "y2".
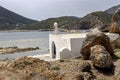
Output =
[
  {"x1": 0, "y1": 6, "x2": 37, "y2": 30},
  {"x1": 19, "y1": 16, "x2": 80, "y2": 30},
  {"x1": 0, "y1": 4, "x2": 120, "y2": 30},
  {"x1": 79, "y1": 11, "x2": 112, "y2": 30},
  {"x1": 21, "y1": 3, "x2": 120, "y2": 30},
  {"x1": 105, "y1": 4, "x2": 120, "y2": 14},
  {"x1": 21, "y1": 11, "x2": 112, "y2": 30}
]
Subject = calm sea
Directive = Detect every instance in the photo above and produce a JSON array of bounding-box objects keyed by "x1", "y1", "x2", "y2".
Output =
[{"x1": 0, "y1": 31, "x2": 52, "y2": 59}]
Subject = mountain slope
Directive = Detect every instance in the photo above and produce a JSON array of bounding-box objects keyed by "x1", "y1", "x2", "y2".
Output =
[
  {"x1": 21, "y1": 4, "x2": 120, "y2": 30},
  {"x1": 79, "y1": 11, "x2": 112, "y2": 29},
  {"x1": 21, "y1": 11, "x2": 112, "y2": 30},
  {"x1": 20, "y1": 16, "x2": 80, "y2": 30},
  {"x1": 105, "y1": 4, "x2": 120, "y2": 14},
  {"x1": 0, "y1": 6, "x2": 37, "y2": 30}
]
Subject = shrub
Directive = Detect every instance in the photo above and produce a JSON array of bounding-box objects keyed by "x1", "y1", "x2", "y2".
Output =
[{"x1": 52, "y1": 66, "x2": 60, "y2": 70}]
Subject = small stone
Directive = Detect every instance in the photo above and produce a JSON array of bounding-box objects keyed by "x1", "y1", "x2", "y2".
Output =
[
  {"x1": 75, "y1": 74, "x2": 84, "y2": 80},
  {"x1": 80, "y1": 62, "x2": 91, "y2": 72}
]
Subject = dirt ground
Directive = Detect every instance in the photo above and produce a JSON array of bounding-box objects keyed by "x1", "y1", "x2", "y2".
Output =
[
  {"x1": 0, "y1": 56, "x2": 119, "y2": 80},
  {"x1": 0, "y1": 48, "x2": 119, "y2": 80}
]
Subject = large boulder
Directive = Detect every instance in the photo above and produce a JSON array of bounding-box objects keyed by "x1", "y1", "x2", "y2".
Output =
[
  {"x1": 80, "y1": 28, "x2": 113, "y2": 59},
  {"x1": 109, "y1": 8, "x2": 120, "y2": 34},
  {"x1": 112, "y1": 37, "x2": 120, "y2": 49},
  {"x1": 90, "y1": 45, "x2": 113, "y2": 69}
]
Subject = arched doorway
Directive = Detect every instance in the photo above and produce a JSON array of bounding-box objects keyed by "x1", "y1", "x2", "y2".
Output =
[{"x1": 51, "y1": 42, "x2": 56, "y2": 58}]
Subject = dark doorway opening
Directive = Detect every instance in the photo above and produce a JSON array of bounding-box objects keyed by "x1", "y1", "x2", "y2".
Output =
[{"x1": 52, "y1": 42, "x2": 56, "y2": 58}]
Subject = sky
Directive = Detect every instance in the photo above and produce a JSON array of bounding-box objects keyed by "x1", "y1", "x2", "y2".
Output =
[{"x1": 0, "y1": 0, "x2": 120, "y2": 21}]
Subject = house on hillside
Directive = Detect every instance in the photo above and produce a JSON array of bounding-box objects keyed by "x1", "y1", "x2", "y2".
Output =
[{"x1": 49, "y1": 23, "x2": 119, "y2": 60}]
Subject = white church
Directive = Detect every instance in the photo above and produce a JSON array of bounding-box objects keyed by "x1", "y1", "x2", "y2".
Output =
[{"x1": 49, "y1": 22, "x2": 119, "y2": 60}]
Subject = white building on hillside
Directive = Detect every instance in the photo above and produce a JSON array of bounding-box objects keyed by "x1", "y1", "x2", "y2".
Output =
[{"x1": 49, "y1": 23, "x2": 119, "y2": 60}]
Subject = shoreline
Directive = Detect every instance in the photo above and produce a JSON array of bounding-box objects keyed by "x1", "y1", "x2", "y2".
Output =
[
  {"x1": 0, "y1": 30, "x2": 30, "y2": 32},
  {"x1": 0, "y1": 46, "x2": 39, "y2": 55},
  {"x1": 0, "y1": 29, "x2": 53, "y2": 32}
]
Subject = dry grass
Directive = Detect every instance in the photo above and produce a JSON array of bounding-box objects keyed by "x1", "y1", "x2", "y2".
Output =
[
  {"x1": 114, "y1": 48, "x2": 120, "y2": 52},
  {"x1": 114, "y1": 48, "x2": 120, "y2": 59}
]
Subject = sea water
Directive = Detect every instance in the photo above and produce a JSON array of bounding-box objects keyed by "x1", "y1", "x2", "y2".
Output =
[
  {"x1": 0, "y1": 30, "x2": 88, "y2": 59},
  {"x1": 0, "y1": 31, "x2": 52, "y2": 59}
]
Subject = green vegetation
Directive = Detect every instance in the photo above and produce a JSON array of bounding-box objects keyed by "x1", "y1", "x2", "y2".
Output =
[
  {"x1": 115, "y1": 53, "x2": 120, "y2": 58},
  {"x1": 20, "y1": 11, "x2": 112, "y2": 30},
  {"x1": 105, "y1": 4, "x2": 120, "y2": 14},
  {"x1": 91, "y1": 11, "x2": 112, "y2": 24},
  {"x1": 80, "y1": 11, "x2": 112, "y2": 29},
  {"x1": 20, "y1": 16, "x2": 80, "y2": 30},
  {"x1": 0, "y1": 6, "x2": 36, "y2": 30},
  {"x1": 114, "y1": 49, "x2": 120, "y2": 59},
  {"x1": 0, "y1": 4, "x2": 118, "y2": 30},
  {"x1": 114, "y1": 52, "x2": 120, "y2": 59},
  {"x1": 51, "y1": 66, "x2": 60, "y2": 70},
  {"x1": 114, "y1": 48, "x2": 120, "y2": 52},
  {"x1": 59, "y1": 59, "x2": 65, "y2": 62},
  {"x1": 59, "y1": 59, "x2": 72, "y2": 63}
]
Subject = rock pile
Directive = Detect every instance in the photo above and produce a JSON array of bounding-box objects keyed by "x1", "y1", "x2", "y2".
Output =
[
  {"x1": 80, "y1": 28, "x2": 113, "y2": 60},
  {"x1": 0, "y1": 56, "x2": 60, "y2": 80},
  {"x1": 80, "y1": 28, "x2": 114, "y2": 69}
]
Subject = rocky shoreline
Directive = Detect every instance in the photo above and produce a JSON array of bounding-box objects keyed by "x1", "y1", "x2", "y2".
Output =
[
  {"x1": 0, "y1": 30, "x2": 30, "y2": 32},
  {"x1": 0, "y1": 6, "x2": 120, "y2": 80},
  {"x1": 0, "y1": 46, "x2": 39, "y2": 54},
  {"x1": 0, "y1": 55, "x2": 119, "y2": 80}
]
